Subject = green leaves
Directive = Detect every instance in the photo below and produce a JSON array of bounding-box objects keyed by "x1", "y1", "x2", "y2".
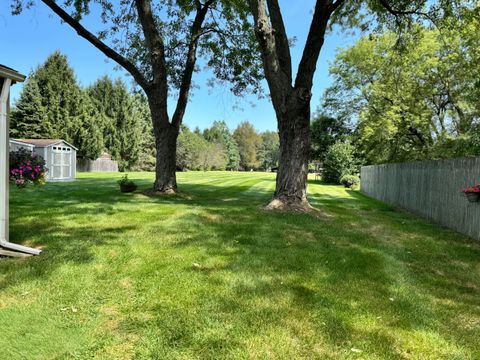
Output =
[{"x1": 322, "y1": 13, "x2": 480, "y2": 164}]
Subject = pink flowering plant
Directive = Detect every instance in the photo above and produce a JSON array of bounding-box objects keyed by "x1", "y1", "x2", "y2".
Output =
[
  {"x1": 9, "y1": 149, "x2": 47, "y2": 188},
  {"x1": 462, "y1": 184, "x2": 480, "y2": 193}
]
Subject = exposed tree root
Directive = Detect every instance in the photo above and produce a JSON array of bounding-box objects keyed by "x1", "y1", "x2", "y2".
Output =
[
  {"x1": 143, "y1": 187, "x2": 178, "y2": 196},
  {"x1": 264, "y1": 197, "x2": 330, "y2": 218}
]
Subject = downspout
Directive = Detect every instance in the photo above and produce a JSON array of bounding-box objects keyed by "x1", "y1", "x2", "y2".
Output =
[{"x1": 0, "y1": 78, "x2": 41, "y2": 256}]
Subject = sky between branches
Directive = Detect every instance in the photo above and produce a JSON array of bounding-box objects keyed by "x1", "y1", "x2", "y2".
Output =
[{"x1": 0, "y1": 0, "x2": 358, "y2": 132}]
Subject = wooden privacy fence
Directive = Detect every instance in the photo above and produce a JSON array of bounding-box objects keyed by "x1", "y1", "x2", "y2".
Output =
[
  {"x1": 77, "y1": 158, "x2": 119, "y2": 172},
  {"x1": 361, "y1": 157, "x2": 480, "y2": 241}
]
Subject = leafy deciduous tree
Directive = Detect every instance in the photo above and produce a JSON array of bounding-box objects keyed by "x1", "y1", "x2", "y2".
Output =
[
  {"x1": 203, "y1": 120, "x2": 240, "y2": 170},
  {"x1": 233, "y1": 121, "x2": 261, "y2": 170},
  {"x1": 310, "y1": 113, "x2": 351, "y2": 161},
  {"x1": 257, "y1": 130, "x2": 279, "y2": 171}
]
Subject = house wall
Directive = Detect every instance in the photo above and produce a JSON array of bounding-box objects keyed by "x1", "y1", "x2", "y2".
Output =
[{"x1": 1, "y1": 78, "x2": 10, "y2": 243}]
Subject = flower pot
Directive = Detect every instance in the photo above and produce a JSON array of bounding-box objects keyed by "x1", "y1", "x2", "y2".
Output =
[
  {"x1": 465, "y1": 192, "x2": 480, "y2": 203},
  {"x1": 120, "y1": 184, "x2": 137, "y2": 193}
]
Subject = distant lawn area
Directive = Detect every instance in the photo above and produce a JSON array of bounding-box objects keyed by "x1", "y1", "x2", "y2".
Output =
[{"x1": 1, "y1": 171, "x2": 480, "y2": 359}]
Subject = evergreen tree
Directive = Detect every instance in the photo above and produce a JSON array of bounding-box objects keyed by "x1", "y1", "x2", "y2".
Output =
[
  {"x1": 33, "y1": 51, "x2": 84, "y2": 141},
  {"x1": 132, "y1": 94, "x2": 156, "y2": 171},
  {"x1": 87, "y1": 77, "x2": 143, "y2": 170},
  {"x1": 69, "y1": 93, "x2": 103, "y2": 160},
  {"x1": 10, "y1": 77, "x2": 48, "y2": 138},
  {"x1": 203, "y1": 120, "x2": 240, "y2": 170}
]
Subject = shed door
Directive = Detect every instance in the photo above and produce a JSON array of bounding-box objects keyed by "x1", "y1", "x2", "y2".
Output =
[{"x1": 51, "y1": 145, "x2": 72, "y2": 179}]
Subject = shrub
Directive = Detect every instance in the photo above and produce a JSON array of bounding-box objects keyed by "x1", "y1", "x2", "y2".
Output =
[
  {"x1": 9, "y1": 149, "x2": 47, "y2": 188},
  {"x1": 340, "y1": 175, "x2": 360, "y2": 189},
  {"x1": 322, "y1": 142, "x2": 357, "y2": 184}
]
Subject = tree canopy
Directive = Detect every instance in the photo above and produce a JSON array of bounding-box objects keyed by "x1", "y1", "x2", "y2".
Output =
[{"x1": 322, "y1": 10, "x2": 480, "y2": 164}]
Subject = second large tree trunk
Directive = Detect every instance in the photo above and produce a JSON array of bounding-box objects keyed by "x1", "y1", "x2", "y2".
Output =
[
  {"x1": 152, "y1": 124, "x2": 179, "y2": 193},
  {"x1": 267, "y1": 91, "x2": 311, "y2": 210}
]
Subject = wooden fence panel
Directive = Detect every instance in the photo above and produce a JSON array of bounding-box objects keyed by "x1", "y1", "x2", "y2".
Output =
[
  {"x1": 361, "y1": 157, "x2": 480, "y2": 240},
  {"x1": 77, "y1": 159, "x2": 119, "y2": 172}
]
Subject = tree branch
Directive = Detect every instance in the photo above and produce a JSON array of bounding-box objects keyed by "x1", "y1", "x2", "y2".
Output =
[
  {"x1": 135, "y1": 0, "x2": 168, "y2": 87},
  {"x1": 171, "y1": 0, "x2": 215, "y2": 128},
  {"x1": 41, "y1": 0, "x2": 149, "y2": 90},
  {"x1": 377, "y1": 0, "x2": 428, "y2": 17},
  {"x1": 266, "y1": 0, "x2": 292, "y2": 82},
  {"x1": 249, "y1": 0, "x2": 291, "y2": 113},
  {"x1": 294, "y1": 0, "x2": 340, "y2": 91}
]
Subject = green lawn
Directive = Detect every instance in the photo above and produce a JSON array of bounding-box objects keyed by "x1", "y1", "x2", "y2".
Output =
[{"x1": 1, "y1": 172, "x2": 479, "y2": 359}]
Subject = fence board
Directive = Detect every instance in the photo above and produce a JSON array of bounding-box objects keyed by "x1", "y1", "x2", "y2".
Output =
[{"x1": 361, "y1": 157, "x2": 480, "y2": 240}]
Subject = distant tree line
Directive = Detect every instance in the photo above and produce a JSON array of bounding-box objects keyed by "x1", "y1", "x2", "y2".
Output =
[
  {"x1": 174, "y1": 121, "x2": 279, "y2": 172},
  {"x1": 11, "y1": 52, "x2": 279, "y2": 172}
]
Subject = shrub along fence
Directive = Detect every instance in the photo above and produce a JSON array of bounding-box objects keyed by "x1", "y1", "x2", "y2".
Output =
[{"x1": 361, "y1": 157, "x2": 480, "y2": 241}]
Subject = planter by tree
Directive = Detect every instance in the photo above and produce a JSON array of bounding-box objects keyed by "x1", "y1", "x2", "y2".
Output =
[
  {"x1": 13, "y1": 0, "x2": 260, "y2": 193},
  {"x1": 117, "y1": 175, "x2": 138, "y2": 193},
  {"x1": 248, "y1": 0, "x2": 470, "y2": 210}
]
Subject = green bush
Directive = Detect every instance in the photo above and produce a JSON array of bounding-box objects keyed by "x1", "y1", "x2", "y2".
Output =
[
  {"x1": 340, "y1": 175, "x2": 360, "y2": 189},
  {"x1": 322, "y1": 142, "x2": 357, "y2": 184}
]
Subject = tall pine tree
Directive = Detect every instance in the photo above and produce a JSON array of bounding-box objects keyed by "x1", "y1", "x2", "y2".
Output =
[
  {"x1": 87, "y1": 77, "x2": 143, "y2": 170},
  {"x1": 10, "y1": 77, "x2": 48, "y2": 138}
]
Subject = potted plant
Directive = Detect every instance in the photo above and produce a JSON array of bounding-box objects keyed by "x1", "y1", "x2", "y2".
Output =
[
  {"x1": 462, "y1": 184, "x2": 480, "y2": 203},
  {"x1": 117, "y1": 174, "x2": 137, "y2": 193}
]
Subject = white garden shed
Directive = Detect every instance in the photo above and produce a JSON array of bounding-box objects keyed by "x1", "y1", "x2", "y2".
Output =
[{"x1": 13, "y1": 139, "x2": 77, "y2": 182}]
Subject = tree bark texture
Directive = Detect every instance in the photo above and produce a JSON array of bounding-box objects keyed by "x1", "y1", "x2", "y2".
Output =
[
  {"x1": 153, "y1": 124, "x2": 179, "y2": 192},
  {"x1": 272, "y1": 90, "x2": 312, "y2": 207}
]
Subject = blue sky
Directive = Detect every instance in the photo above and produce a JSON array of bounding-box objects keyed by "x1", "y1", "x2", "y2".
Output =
[{"x1": 0, "y1": 1, "x2": 358, "y2": 132}]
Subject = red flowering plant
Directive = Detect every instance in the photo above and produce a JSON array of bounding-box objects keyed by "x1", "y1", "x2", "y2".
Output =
[
  {"x1": 462, "y1": 185, "x2": 480, "y2": 193},
  {"x1": 9, "y1": 149, "x2": 47, "y2": 188}
]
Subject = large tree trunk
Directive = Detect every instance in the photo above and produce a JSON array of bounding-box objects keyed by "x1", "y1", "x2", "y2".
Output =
[
  {"x1": 148, "y1": 95, "x2": 179, "y2": 193},
  {"x1": 267, "y1": 90, "x2": 312, "y2": 210},
  {"x1": 153, "y1": 124, "x2": 179, "y2": 192}
]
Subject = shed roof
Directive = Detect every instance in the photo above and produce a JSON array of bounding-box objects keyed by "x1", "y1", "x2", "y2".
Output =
[
  {"x1": 9, "y1": 139, "x2": 35, "y2": 148},
  {"x1": 0, "y1": 64, "x2": 26, "y2": 83},
  {"x1": 14, "y1": 139, "x2": 78, "y2": 150}
]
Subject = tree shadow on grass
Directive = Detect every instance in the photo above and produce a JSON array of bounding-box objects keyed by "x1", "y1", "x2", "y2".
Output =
[
  {"x1": 3, "y1": 174, "x2": 480, "y2": 358},
  {"x1": 160, "y1": 188, "x2": 480, "y2": 358}
]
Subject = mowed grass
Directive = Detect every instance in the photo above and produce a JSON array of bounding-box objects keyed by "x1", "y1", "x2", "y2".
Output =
[{"x1": 1, "y1": 171, "x2": 480, "y2": 359}]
